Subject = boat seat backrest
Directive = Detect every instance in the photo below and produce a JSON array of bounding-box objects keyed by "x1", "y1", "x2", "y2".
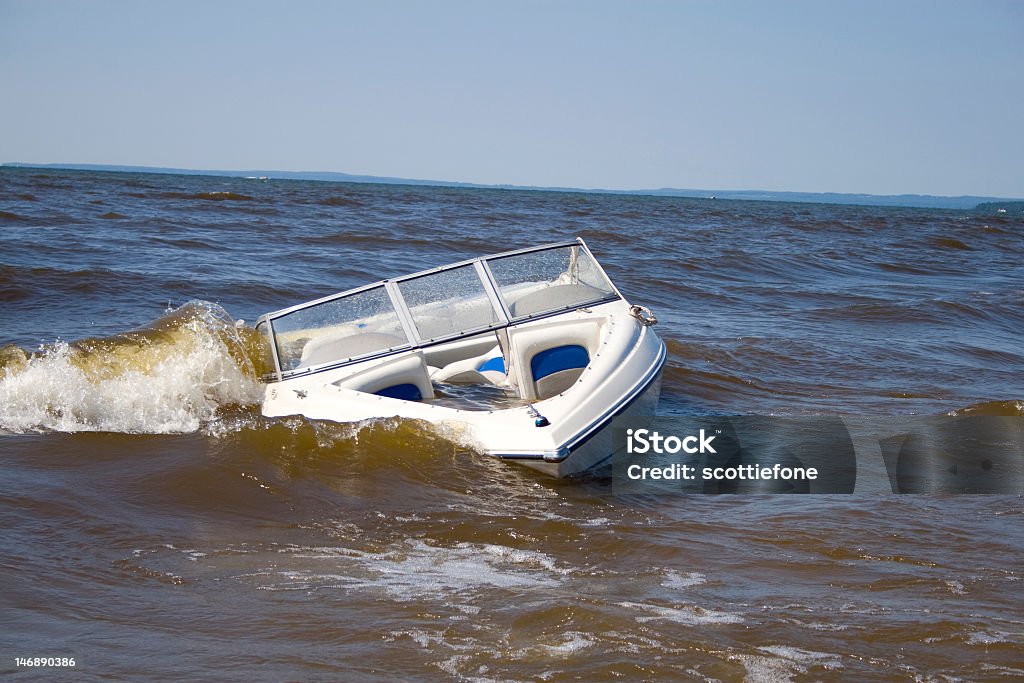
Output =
[
  {"x1": 508, "y1": 317, "x2": 605, "y2": 401},
  {"x1": 299, "y1": 332, "x2": 407, "y2": 369},
  {"x1": 531, "y1": 344, "x2": 590, "y2": 400},
  {"x1": 508, "y1": 282, "x2": 608, "y2": 318},
  {"x1": 530, "y1": 344, "x2": 588, "y2": 380},
  {"x1": 333, "y1": 351, "x2": 434, "y2": 401}
]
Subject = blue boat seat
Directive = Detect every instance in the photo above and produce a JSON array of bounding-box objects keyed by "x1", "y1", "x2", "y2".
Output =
[
  {"x1": 530, "y1": 344, "x2": 590, "y2": 399},
  {"x1": 374, "y1": 383, "x2": 423, "y2": 401}
]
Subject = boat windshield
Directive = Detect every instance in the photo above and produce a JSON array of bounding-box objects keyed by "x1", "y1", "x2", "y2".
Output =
[
  {"x1": 261, "y1": 241, "x2": 619, "y2": 377},
  {"x1": 396, "y1": 263, "x2": 500, "y2": 342},
  {"x1": 487, "y1": 244, "x2": 617, "y2": 319},
  {"x1": 271, "y1": 285, "x2": 408, "y2": 371}
]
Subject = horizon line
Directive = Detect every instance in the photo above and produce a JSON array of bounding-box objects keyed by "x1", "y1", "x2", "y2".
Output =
[{"x1": 3, "y1": 161, "x2": 1022, "y2": 210}]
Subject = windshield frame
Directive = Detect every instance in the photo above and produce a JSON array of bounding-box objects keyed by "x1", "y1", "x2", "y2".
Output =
[{"x1": 256, "y1": 238, "x2": 622, "y2": 381}]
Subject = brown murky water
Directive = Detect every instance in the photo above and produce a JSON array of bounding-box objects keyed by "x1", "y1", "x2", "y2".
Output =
[{"x1": 2, "y1": 168, "x2": 1022, "y2": 680}]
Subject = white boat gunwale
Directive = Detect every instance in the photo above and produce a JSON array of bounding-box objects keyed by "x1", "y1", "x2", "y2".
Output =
[{"x1": 491, "y1": 338, "x2": 667, "y2": 464}]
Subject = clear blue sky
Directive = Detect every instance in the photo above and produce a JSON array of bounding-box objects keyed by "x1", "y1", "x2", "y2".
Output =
[{"x1": 2, "y1": 0, "x2": 1021, "y2": 197}]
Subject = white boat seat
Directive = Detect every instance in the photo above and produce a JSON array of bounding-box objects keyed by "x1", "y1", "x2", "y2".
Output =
[
  {"x1": 333, "y1": 351, "x2": 435, "y2": 401},
  {"x1": 300, "y1": 332, "x2": 406, "y2": 368},
  {"x1": 506, "y1": 316, "x2": 604, "y2": 401},
  {"x1": 431, "y1": 345, "x2": 506, "y2": 385},
  {"x1": 508, "y1": 283, "x2": 608, "y2": 318}
]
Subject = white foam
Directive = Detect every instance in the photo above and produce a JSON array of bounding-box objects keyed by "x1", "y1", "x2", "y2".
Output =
[
  {"x1": 581, "y1": 517, "x2": 611, "y2": 526},
  {"x1": 802, "y1": 621, "x2": 852, "y2": 632},
  {"x1": 0, "y1": 303, "x2": 262, "y2": 433},
  {"x1": 732, "y1": 646, "x2": 842, "y2": 683},
  {"x1": 661, "y1": 569, "x2": 707, "y2": 589},
  {"x1": 538, "y1": 631, "x2": 596, "y2": 655},
  {"x1": 967, "y1": 630, "x2": 1013, "y2": 645},
  {"x1": 391, "y1": 628, "x2": 447, "y2": 649},
  {"x1": 731, "y1": 653, "x2": 799, "y2": 683},
  {"x1": 359, "y1": 541, "x2": 565, "y2": 598},
  {"x1": 478, "y1": 543, "x2": 569, "y2": 575},
  {"x1": 618, "y1": 600, "x2": 743, "y2": 625},
  {"x1": 758, "y1": 645, "x2": 842, "y2": 666},
  {"x1": 256, "y1": 539, "x2": 566, "y2": 600}
]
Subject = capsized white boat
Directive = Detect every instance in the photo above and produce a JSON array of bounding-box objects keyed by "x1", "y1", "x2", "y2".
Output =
[{"x1": 255, "y1": 238, "x2": 666, "y2": 477}]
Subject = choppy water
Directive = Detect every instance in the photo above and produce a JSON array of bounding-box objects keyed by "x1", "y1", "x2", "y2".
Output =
[{"x1": 1, "y1": 167, "x2": 1022, "y2": 681}]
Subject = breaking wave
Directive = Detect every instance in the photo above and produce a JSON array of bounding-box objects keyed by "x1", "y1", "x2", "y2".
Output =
[{"x1": 0, "y1": 301, "x2": 265, "y2": 434}]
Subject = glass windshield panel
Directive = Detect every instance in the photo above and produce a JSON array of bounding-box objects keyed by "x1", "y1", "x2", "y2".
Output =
[
  {"x1": 486, "y1": 245, "x2": 617, "y2": 318},
  {"x1": 397, "y1": 264, "x2": 500, "y2": 341},
  {"x1": 254, "y1": 320, "x2": 277, "y2": 377},
  {"x1": 271, "y1": 286, "x2": 407, "y2": 371}
]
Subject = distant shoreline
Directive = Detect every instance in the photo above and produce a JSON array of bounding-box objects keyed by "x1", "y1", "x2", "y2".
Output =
[{"x1": 3, "y1": 162, "x2": 1021, "y2": 211}]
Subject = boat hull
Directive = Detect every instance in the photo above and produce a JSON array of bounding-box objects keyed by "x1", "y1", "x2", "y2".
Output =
[
  {"x1": 507, "y1": 369, "x2": 664, "y2": 478},
  {"x1": 261, "y1": 308, "x2": 666, "y2": 479}
]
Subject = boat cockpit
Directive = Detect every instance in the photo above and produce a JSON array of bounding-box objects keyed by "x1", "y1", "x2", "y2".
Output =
[{"x1": 255, "y1": 239, "x2": 624, "y2": 408}]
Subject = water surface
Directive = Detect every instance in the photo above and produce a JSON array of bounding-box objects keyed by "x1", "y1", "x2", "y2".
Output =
[{"x1": 1, "y1": 168, "x2": 1022, "y2": 681}]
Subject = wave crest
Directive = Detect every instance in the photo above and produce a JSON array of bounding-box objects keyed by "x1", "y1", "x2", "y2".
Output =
[{"x1": 0, "y1": 301, "x2": 264, "y2": 434}]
